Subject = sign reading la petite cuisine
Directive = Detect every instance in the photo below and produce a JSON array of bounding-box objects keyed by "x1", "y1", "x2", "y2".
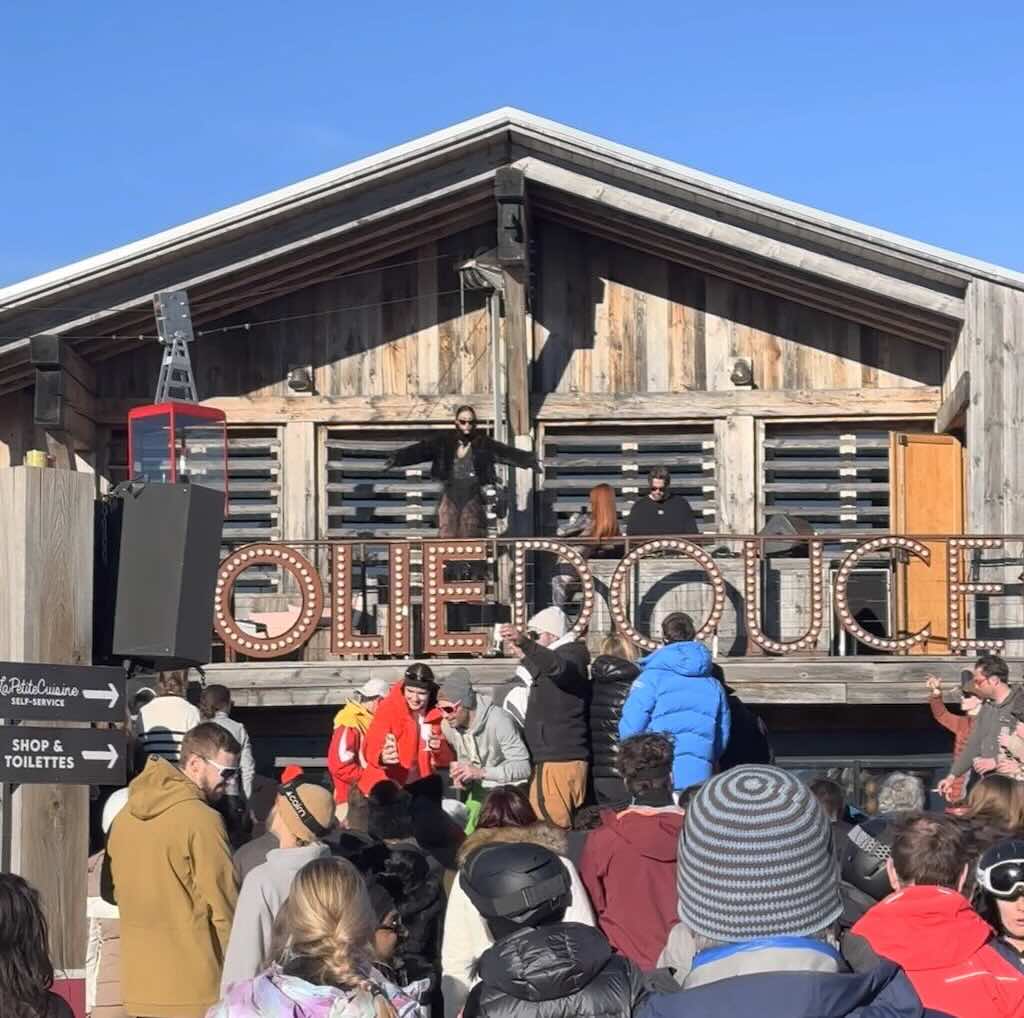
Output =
[{"x1": 212, "y1": 536, "x2": 1008, "y2": 660}]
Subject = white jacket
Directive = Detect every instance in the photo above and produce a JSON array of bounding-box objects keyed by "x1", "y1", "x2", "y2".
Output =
[
  {"x1": 441, "y1": 824, "x2": 596, "y2": 1018},
  {"x1": 134, "y1": 695, "x2": 201, "y2": 764}
]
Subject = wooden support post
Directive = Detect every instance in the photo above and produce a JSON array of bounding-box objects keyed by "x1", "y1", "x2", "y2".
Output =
[
  {"x1": 0, "y1": 467, "x2": 94, "y2": 1007},
  {"x1": 715, "y1": 415, "x2": 757, "y2": 534},
  {"x1": 502, "y1": 269, "x2": 534, "y2": 536},
  {"x1": 281, "y1": 422, "x2": 317, "y2": 542},
  {"x1": 935, "y1": 370, "x2": 970, "y2": 435},
  {"x1": 496, "y1": 167, "x2": 535, "y2": 538}
]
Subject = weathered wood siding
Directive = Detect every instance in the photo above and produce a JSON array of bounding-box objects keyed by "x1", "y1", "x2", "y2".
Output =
[
  {"x1": 962, "y1": 279, "x2": 1024, "y2": 654},
  {"x1": 96, "y1": 223, "x2": 497, "y2": 401},
  {"x1": 533, "y1": 220, "x2": 943, "y2": 397},
  {"x1": 966, "y1": 280, "x2": 1024, "y2": 533},
  {"x1": 0, "y1": 390, "x2": 36, "y2": 469}
]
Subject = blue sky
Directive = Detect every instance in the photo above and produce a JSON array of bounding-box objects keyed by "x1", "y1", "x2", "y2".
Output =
[{"x1": 2, "y1": 2, "x2": 1022, "y2": 286}]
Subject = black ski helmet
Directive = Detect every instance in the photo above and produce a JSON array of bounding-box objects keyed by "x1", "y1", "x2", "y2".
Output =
[
  {"x1": 842, "y1": 816, "x2": 896, "y2": 902},
  {"x1": 461, "y1": 842, "x2": 571, "y2": 928}
]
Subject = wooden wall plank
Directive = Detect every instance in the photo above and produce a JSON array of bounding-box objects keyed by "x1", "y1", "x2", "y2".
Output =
[
  {"x1": 643, "y1": 255, "x2": 670, "y2": 392},
  {"x1": 716, "y1": 414, "x2": 757, "y2": 533},
  {"x1": 589, "y1": 240, "x2": 610, "y2": 395},
  {"x1": 667, "y1": 263, "x2": 705, "y2": 391},
  {"x1": 0, "y1": 468, "x2": 93, "y2": 974},
  {"x1": 704, "y1": 277, "x2": 733, "y2": 390},
  {"x1": 416, "y1": 242, "x2": 440, "y2": 395}
]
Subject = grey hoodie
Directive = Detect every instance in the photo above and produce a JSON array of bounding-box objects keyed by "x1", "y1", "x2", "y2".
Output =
[
  {"x1": 220, "y1": 842, "x2": 329, "y2": 993},
  {"x1": 951, "y1": 685, "x2": 1024, "y2": 777},
  {"x1": 441, "y1": 696, "x2": 531, "y2": 787}
]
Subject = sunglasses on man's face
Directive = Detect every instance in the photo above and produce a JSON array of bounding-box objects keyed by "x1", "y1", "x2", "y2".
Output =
[
  {"x1": 201, "y1": 756, "x2": 239, "y2": 781},
  {"x1": 456, "y1": 417, "x2": 476, "y2": 426},
  {"x1": 438, "y1": 702, "x2": 460, "y2": 715}
]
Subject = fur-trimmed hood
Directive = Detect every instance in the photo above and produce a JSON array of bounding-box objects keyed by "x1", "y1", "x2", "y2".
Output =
[{"x1": 456, "y1": 822, "x2": 568, "y2": 867}]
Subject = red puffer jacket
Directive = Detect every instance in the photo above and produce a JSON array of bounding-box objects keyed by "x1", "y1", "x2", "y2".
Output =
[
  {"x1": 852, "y1": 884, "x2": 1024, "y2": 1018},
  {"x1": 359, "y1": 683, "x2": 452, "y2": 793}
]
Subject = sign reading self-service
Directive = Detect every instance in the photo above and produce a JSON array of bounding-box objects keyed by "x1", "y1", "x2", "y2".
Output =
[{"x1": 0, "y1": 662, "x2": 125, "y2": 722}]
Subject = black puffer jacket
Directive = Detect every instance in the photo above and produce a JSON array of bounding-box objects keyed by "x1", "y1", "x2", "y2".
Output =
[
  {"x1": 520, "y1": 637, "x2": 592, "y2": 763},
  {"x1": 589, "y1": 655, "x2": 639, "y2": 802},
  {"x1": 465, "y1": 922, "x2": 646, "y2": 1018}
]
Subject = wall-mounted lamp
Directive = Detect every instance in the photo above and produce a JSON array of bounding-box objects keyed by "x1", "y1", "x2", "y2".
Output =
[
  {"x1": 287, "y1": 365, "x2": 314, "y2": 393},
  {"x1": 730, "y1": 358, "x2": 755, "y2": 388}
]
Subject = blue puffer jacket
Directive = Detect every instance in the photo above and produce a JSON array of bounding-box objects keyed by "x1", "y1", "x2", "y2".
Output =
[
  {"x1": 638, "y1": 959, "x2": 947, "y2": 1018},
  {"x1": 618, "y1": 641, "x2": 729, "y2": 790}
]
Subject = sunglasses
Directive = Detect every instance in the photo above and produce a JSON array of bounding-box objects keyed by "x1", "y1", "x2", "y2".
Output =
[
  {"x1": 979, "y1": 858, "x2": 1024, "y2": 899},
  {"x1": 438, "y1": 703, "x2": 460, "y2": 715},
  {"x1": 456, "y1": 417, "x2": 476, "y2": 425},
  {"x1": 200, "y1": 756, "x2": 239, "y2": 781}
]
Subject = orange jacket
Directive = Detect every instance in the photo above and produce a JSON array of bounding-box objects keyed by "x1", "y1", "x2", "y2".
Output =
[{"x1": 359, "y1": 684, "x2": 453, "y2": 793}]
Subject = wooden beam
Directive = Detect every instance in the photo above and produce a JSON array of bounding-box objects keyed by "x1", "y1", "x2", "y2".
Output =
[
  {"x1": 205, "y1": 655, "x2": 1024, "y2": 707},
  {"x1": 94, "y1": 388, "x2": 940, "y2": 427},
  {"x1": 94, "y1": 393, "x2": 496, "y2": 426},
  {"x1": 0, "y1": 160, "x2": 501, "y2": 349},
  {"x1": 508, "y1": 126, "x2": 980, "y2": 294},
  {"x1": 521, "y1": 160, "x2": 965, "y2": 325},
  {"x1": 935, "y1": 370, "x2": 970, "y2": 434},
  {"x1": 535, "y1": 387, "x2": 940, "y2": 421}
]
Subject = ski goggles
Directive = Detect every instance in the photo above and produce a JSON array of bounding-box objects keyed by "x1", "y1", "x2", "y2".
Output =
[{"x1": 978, "y1": 851, "x2": 1024, "y2": 899}]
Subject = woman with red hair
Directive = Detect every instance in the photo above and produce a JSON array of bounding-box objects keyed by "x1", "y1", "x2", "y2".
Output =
[{"x1": 553, "y1": 484, "x2": 622, "y2": 607}]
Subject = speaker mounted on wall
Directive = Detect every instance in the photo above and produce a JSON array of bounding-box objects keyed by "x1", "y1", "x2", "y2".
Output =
[{"x1": 96, "y1": 482, "x2": 225, "y2": 670}]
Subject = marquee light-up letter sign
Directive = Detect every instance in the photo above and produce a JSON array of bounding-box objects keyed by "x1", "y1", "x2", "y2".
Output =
[{"x1": 212, "y1": 536, "x2": 1006, "y2": 659}]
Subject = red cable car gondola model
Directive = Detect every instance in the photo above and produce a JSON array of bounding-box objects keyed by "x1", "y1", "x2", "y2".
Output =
[{"x1": 127, "y1": 290, "x2": 228, "y2": 508}]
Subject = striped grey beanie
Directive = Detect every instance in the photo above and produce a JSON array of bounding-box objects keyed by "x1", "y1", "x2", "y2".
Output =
[{"x1": 678, "y1": 765, "x2": 842, "y2": 942}]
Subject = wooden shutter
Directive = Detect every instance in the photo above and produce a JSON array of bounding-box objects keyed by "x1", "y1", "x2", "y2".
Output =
[
  {"x1": 541, "y1": 425, "x2": 716, "y2": 535},
  {"x1": 762, "y1": 427, "x2": 892, "y2": 533},
  {"x1": 324, "y1": 429, "x2": 442, "y2": 539},
  {"x1": 891, "y1": 432, "x2": 965, "y2": 653}
]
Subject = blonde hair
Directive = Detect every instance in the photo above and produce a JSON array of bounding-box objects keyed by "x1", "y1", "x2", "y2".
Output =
[
  {"x1": 965, "y1": 774, "x2": 1024, "y2": 832},
  {"x1": 600, "y1": 632, "x2": 637, "y2": 662},
  {"x1": 268, "y1": 857, "x2": 396, "y2": 1018}
]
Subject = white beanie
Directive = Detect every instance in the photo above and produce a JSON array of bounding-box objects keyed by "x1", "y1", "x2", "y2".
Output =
[
  {"x1": 527, "y1": 606, "x2": 569, "y2": 640},
  {"x1": 102, "y1": 787, "x2": 130, "y2": 835}
]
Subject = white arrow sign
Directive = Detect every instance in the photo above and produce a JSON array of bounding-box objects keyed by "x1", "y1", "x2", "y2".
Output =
[
  {"x1": 81, "y1": 744, "x2": 120, "y2": 770},
  {"x1": 83, "y1": 683, "x2": 120, "y2": 710}
]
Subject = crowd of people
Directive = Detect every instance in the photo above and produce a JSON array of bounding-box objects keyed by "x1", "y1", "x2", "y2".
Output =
[{"x1": 11, "y1": 626, "x2": 1024, "y2": 1018}]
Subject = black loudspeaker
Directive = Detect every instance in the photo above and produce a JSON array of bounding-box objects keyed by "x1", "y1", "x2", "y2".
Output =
[
  {"x1": 108, "y1": 482, "x2": 225, "y2": 669},
  {"x1": 758, "y1": 513, "x2": 816, "y2": 556}
]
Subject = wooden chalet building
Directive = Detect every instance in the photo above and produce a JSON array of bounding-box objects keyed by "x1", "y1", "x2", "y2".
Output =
[{"x1": 2, "y1": 108, "x2": 1023, "y2": 782}]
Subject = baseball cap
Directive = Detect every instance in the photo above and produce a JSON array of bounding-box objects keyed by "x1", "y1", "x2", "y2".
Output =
[{"x1": 359, "y1": 678, "x2": 391, "y2": 700}]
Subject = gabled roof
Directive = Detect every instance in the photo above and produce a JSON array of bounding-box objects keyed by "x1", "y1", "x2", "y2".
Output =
[{"x1": 1, "y1": 107, "x2": 1021, "y2": 389}]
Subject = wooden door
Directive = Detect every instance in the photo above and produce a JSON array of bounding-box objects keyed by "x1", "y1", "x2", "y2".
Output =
[{"x1": 891, "y1": 433, "x2": 965, "y2": 653}]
